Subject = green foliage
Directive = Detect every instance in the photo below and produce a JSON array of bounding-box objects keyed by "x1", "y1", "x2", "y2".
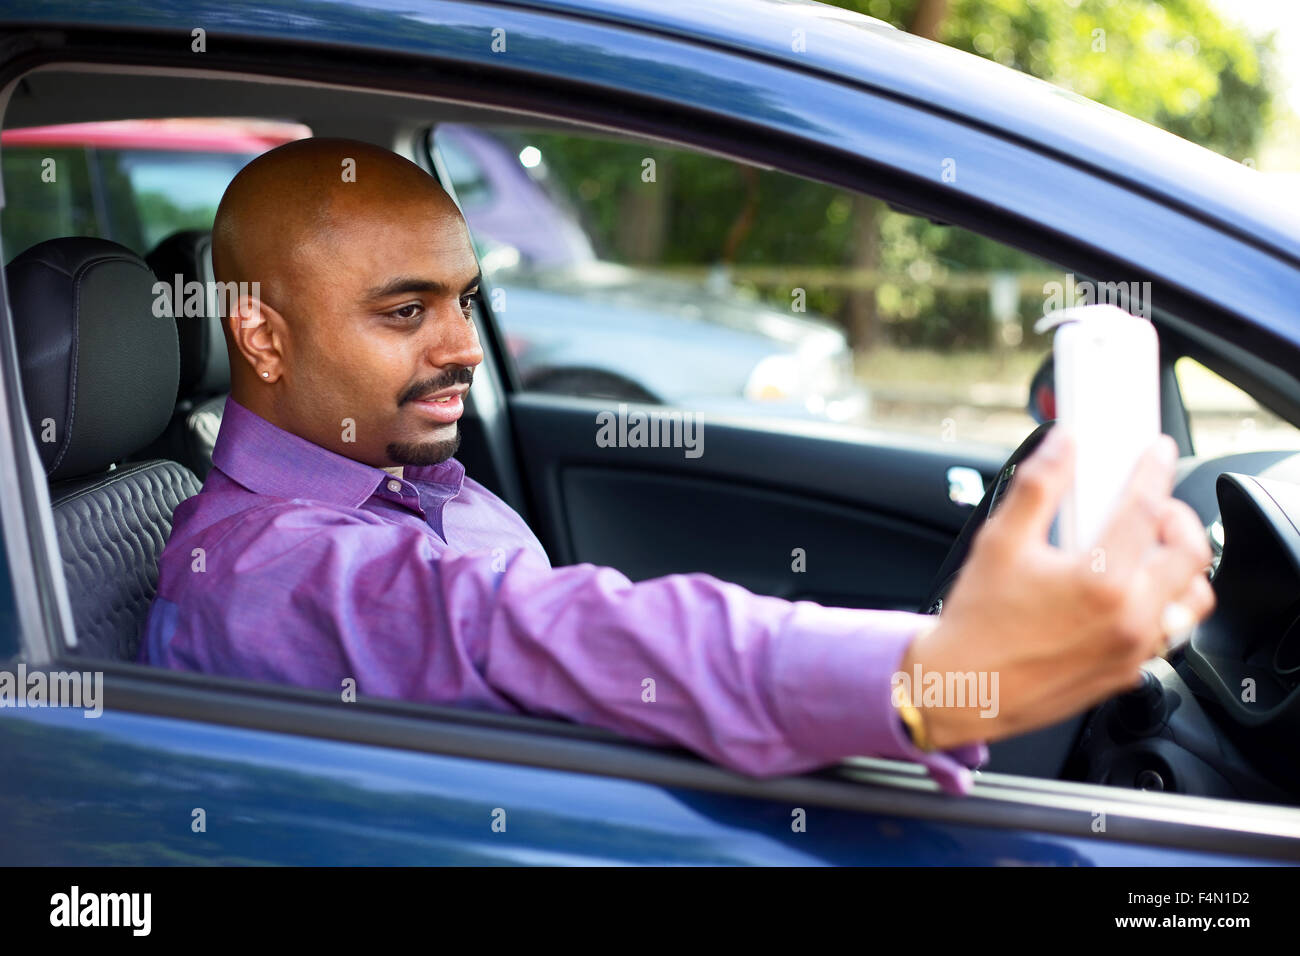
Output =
[
  {"x1": 851, "y1": 0, "x2": 1274, "y2": 160},
  {"x1": 132, "y1": 192, "x2": 216, "y2": 250},
  {"x1": 837, "y1": 0, "x2": 1275, "y2": 350},
  {"x1": 519, "y1": 0, "x2": 1276, "y2": 354},
  {"x1": 0, "y1": 148, "x2": 100, "y2": 262}
]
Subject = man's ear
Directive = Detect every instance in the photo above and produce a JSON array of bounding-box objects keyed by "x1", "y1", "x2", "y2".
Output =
[{"x1": 228, "y1": 292, "x2": 287, "y2": 382}]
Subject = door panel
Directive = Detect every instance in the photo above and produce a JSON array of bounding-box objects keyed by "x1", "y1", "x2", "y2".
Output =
[
  {"x1": 510, "y1": 395, "x2": 1008, "y2": 611},
  {"x1": 3, "y1": 704, "x2": 1286, "y2": 865}
]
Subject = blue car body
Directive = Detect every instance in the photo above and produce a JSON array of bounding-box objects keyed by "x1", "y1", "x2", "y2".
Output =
[{"x1": 1, "y1": 0, "x2": 1299, "y2": 865}]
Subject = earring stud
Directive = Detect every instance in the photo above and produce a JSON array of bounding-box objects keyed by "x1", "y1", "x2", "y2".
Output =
[{"x1": 262, "y1": 371, "x2": 270, "y2": 378}]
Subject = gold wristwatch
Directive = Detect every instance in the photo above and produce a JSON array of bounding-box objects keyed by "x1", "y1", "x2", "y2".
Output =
[
  {"x1": 896, "y1": 691, "x2": 935, "y2": 752},
  {"x1": 895, "y1": 616, "x2": 940, "y2": 752}
]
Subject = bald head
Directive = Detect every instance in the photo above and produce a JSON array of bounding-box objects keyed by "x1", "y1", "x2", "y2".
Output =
[
  {"x1": 213, "y1": 137, "x2": 484, "y2": 468},
  {"x1": 213, "y1": 137, "x2": 460, "y2": 313}
]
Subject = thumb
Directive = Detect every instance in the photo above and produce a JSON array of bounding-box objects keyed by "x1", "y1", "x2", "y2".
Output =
[{"x1": 991, "y1": 425, "x2": 1075, "y2": 544}]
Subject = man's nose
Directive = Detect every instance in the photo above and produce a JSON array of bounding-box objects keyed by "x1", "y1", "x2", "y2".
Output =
[{"x1": 429, "y1": 304, "x2": 485, "y2": 370}]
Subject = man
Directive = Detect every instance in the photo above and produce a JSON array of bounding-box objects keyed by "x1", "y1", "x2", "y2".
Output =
[{"x1": 140, "y1": 138, "x2": 1214, "y2": 795}]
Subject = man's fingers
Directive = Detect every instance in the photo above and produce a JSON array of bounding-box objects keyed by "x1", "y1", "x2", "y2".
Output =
[
  {"x1": 1158, "y1": 497, "x2": 1214, "y2": 569},
  {"x1": 991, "y1": 425, "x2": 1075, "y2": 544},
  {"x1": 1094, "y1": 435, "x2": 1178, "y2": 573},
  {"x1": 1140, "y1": 500, "x2": 1213, "y2": 605},
  {"x1": 1178, "y1": 572, "x2": 1216, "y2": 623},
  {"x1": 1151, "y1": 498, "x2": 1216, "y2": 625},
  {"x1": 1151, "y1": 573, "x2": 1215, "y2": 659}
]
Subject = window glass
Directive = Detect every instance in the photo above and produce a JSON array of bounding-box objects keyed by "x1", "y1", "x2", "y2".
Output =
[
  {"x1": 1, "y1": 120, "x2": 310, "y2": 258},
  {"x1": 434, "y1": 123, "x2": 1074, "y2": 449},
  {"x1": 1, "y1": 147, "x2": 98, "y2": 260},
  {"x1": 1176, "y1": 356, "x2": 1300, "y2": 457},
  {"x1": 436, "y1": 131, "x2": 494, "y2": 213},
  {"x1": 117, "y1": 150, "x2": 257, "y2": 250}
]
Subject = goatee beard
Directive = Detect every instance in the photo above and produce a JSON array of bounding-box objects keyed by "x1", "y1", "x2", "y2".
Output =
[{"x1": 386, "y1": 427, "x2": 460, "y2": 466}]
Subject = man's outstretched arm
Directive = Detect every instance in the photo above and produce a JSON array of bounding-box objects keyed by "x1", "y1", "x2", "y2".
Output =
[
  {"x1": 147, "y1": 427, "x2": 1210, "y2": 796},
  {"x1": 148, "y1": 498, "x2": 981, "y2": 793}
]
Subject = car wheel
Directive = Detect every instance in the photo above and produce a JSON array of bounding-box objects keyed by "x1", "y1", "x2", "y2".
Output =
[{"x1": 521, "y1": 366, "x2": 661, "y2": 404}]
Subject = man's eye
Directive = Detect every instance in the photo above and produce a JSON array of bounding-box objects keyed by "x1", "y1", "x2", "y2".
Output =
[
  {"x1": 388, "y1": 304, "x2": 423, "y2": 323},
  {"x1": 460, "y1": 294, "x2": 477, "y2": 319}
]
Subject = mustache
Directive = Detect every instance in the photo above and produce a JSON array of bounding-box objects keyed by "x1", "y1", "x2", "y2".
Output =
[{"x1": 400, "y1": 366, "x2": 475, "y2": 405}]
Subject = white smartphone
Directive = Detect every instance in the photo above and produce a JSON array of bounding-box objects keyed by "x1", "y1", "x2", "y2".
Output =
[{"x1": 1048, "y1": 305, "x2": 1161, "y2": 553}]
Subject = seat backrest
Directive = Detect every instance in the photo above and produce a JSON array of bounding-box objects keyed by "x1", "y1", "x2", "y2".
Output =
[
  {"x1": 7, "y1": 237, "x2": 201, "y2": 662},
  {"x1": 138, "y1": 230, "x2": 230, "y2": 479},
  {"x1": 48, "y1": 460, "x2": 201, "y2": 660}
]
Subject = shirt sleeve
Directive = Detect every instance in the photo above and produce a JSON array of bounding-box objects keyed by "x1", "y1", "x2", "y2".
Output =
[{"x1": 162, "y1": 502, "x2": 988, "y2": 795}]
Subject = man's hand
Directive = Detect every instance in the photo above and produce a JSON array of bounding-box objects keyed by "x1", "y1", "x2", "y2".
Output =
[{"x1": 901, "y1": 426, "x2": 1215, "y2": 751}]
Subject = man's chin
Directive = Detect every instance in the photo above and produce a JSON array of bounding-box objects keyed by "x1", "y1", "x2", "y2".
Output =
[{"x1": 387, "y1": 427, "x2": 460, "y2": 466}]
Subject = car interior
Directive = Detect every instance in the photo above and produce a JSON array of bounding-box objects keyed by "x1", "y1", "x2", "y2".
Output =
[{"x1": 8, "y1": 64, "x2": 1300, "y2": 815}]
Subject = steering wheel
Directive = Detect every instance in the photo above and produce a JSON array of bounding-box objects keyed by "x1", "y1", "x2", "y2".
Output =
[
  {"x1": 917, "y1": 421, "x2": 1089, "y2": 779},
  {"x1": 919, "y1": 422, "x2": 1055, "y2": 615}
]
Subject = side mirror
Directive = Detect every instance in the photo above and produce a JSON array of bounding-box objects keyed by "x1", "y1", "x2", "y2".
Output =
[{"x1": 1027, "y1": 352, "x2": 1056, "y2": 425}]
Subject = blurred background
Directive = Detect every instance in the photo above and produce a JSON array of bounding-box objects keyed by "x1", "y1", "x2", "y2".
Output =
[
  {"x1": 458, "y1": 0, "x2": 1297, "y2": 453},
  {"x1": 4, "y1": 0, "x2": 1298, "y2": 455}
]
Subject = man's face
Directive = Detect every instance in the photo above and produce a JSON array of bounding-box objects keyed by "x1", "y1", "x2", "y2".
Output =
[{"x1": 275, "y1": 197, "x2": 484, "y2": 468}]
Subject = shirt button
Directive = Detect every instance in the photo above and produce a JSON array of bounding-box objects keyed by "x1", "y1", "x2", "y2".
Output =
[{"x1": 386, "y1": 479, "x2": 402, "y2": 493}]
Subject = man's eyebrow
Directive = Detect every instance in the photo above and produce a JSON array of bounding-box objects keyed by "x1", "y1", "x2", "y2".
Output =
[{"x1": 362, "y1": 272, "x2": 482, "y2": 301}]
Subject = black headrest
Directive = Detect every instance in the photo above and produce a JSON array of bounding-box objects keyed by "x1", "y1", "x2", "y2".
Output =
[
  {"x1": 7, "y1": 237, "x2": 179, "y2": 481},
  {"x1": 146, "y1": 229, "x2": 230, "y2": 398}
]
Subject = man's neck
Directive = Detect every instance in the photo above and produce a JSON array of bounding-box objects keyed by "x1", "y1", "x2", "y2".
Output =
[{"x1": 229, "y1": 390, "x2": 410, "y2": 482}]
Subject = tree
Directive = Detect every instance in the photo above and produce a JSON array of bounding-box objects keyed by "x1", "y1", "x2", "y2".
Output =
[
  {"x1": 831, "y1": 0, "x2": 1275, "y2": 351},
  {"x1": 516, "y1": 0, "x2": 1277, "y2": 356},
  {"x1": 837, "y1": 0, "x2": 1273, "y2": 160}
]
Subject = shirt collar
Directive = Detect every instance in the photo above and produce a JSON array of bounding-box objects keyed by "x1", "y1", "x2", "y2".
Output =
[{"x1": 210, "y1": 395, "x2": 465, "y2": 509}]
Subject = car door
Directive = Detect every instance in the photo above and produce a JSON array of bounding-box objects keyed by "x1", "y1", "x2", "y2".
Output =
[{"x1": 3, "y1": 0, "x2": 1300, "y2": 867}]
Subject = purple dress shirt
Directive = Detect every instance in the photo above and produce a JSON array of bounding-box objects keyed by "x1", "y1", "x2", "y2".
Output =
[{"x1": 140, "y1": 396, "x2": 987, "y2": 793}]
